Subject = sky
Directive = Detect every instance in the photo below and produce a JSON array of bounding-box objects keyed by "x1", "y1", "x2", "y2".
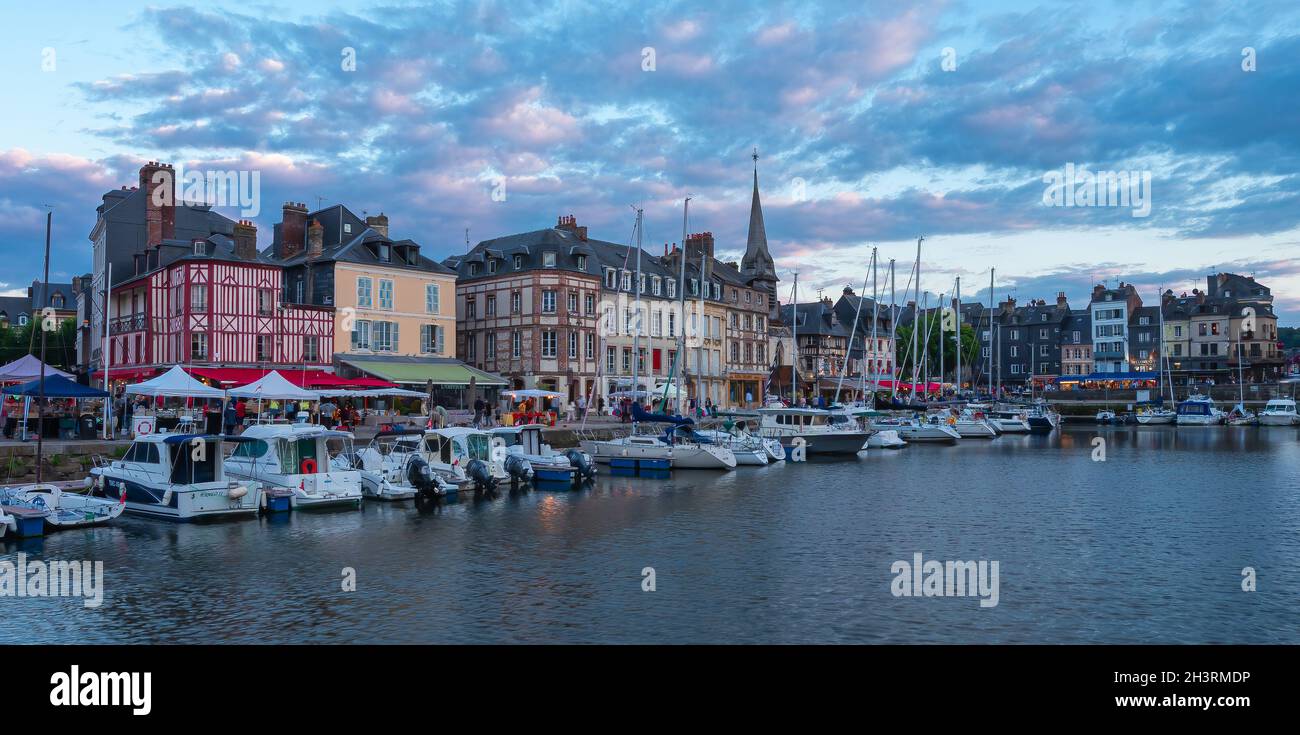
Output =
[{"x1": 1, "y1": 0, "x2": 1298, "y2": 323}]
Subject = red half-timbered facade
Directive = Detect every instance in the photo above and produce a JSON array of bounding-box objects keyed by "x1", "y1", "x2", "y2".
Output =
[{"x1": 106, "y1": 254, "x2": 334, "y2": 375}]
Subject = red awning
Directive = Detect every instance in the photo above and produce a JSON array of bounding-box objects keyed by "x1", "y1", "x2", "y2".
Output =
[
  {"x1": 873, "y1": 379, "x2": 942, "y2": 393},
  {"x1": 91, "y1": 367, "x2": 160, "y2": 382}
]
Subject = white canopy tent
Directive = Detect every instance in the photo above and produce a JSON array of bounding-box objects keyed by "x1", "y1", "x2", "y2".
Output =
[
  {"x1": 124, "y1": 365, "x2": 226, "y2": 398},
  {"x1": 226, "y1": 370, "x2": 319, "y2": 401},
  {"x1": 0, "y1": 354, "x2": 74, "y2": 382}
]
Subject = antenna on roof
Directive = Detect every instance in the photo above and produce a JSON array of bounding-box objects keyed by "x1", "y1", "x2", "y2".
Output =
[
  {"x1": 315, "y1": 196, "x2": 324, "y2": 211},
  {"x1": 465, "y1": 228, "x2": 470, "y2": 254}
]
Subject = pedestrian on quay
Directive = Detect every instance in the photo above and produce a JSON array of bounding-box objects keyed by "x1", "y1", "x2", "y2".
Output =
[{"x1": 223, "y1": 401, "x2": 238, "y2": 435}]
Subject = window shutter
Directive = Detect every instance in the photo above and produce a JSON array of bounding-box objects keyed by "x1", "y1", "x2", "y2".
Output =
[{"x1": 436, "y1": 325, "x2": 444, "y2": 355}]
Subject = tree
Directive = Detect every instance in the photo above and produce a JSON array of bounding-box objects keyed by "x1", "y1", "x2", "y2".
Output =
[
  {"x1": 894, "y1": 315, "x2": 979, "y2": 384},
  {"x1": 0, "y1": 318, "x2": 79, "y2": 370}
]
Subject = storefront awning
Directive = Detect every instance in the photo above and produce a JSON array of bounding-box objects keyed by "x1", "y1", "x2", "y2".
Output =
[
  {"x1": 92, "y1": 367, "x2": 160, "y2": 382},
  {"x1": 185, "y1": 367, "x2": 353, "y2": 388},
  {"x1": 340, "y1": 358, "x2": 508, "y2": 387}
]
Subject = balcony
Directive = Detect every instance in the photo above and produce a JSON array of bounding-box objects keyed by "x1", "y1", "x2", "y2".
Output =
[
  {"x1": 1093, "y1": 348, "x2": 1126, "y2": 359},
  {"x1": 109, "y1": 314, "x2": 146, "y2": 334}
]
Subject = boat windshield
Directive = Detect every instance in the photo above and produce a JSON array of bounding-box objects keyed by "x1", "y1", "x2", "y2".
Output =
[
  {"x1": 466, "y1": 434, "x2": 491, "y2": 460},
  {"x1": 495, "y1": 432, "x2": 521, "y2": 447},
  {"x1": 169, "y1": 441, "x2": 219, "y2": 484},
  {"x1": 279, "y1": 437, "x2": 320, "y2": 472}
]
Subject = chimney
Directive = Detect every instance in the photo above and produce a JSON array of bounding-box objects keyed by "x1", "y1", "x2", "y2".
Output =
[
  {"x1": 1091, "y1": 283, "x2": 1105, "y2": 300},
  {"x1": 843, "y1": 285, "x2": 855, "y2": 297},
  {"x1": 1056, "y1": 291, "x2": 1067, "y2": 308},
  {"x1": 307, "y1": 219, "x2": 325, "y2": 258},
  {"x1": 576, "y1": 225, "x2": 588, "y2": 241},
  {"x1": 365, "y1": 212, "x2": 389, "y2": 238},
  {"x1": 1194, "y1": 288, "x2": 1205, "y2": 305},
  {"x1": 281, "y1": 202, "x2": 308, "y2": 259},
  {"x1": 233, "y1": 220, "x2": 258, "y2": 260},
  {"x1": 999, "y1": 296, "x2": 1016, "y2": 315},
  {"x1": 556, "y1": 214, "x2": 577, "y2": 232},
  {"x1": 140, "y1": 161, "x2": 176, "y2": 248}
]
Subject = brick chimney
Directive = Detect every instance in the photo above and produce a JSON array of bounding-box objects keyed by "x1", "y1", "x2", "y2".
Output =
[
  {"x1": 999, "y1": 296, "x2": 1017, "y2": 316},
  {"x1": 140, "y1": 161, "x2": 176, "y2": 248},
  {"x1": 1091, "y1": 283, "x2": 1106, "y2": 301},
  {"x1": 365, "y1": 212, "x2": 389, "y2": 238},
  {"x1": 280, "y1": 202, "x2": 308, "y2": 259},
  {"x1": 843, "y1": 285, "x2": 856, "y2": 297},
  {"x1": 1056, "y1": 291, "x2": 1068, "y2": 308},
  {"x1": 307, "y1": 219, "x2": 325, "y2": 258},
  {"x1": 233, "y1": 220, "x2": 258, "y2": 260},
  {"x1": 1194, "y1": 288, "x2": 1205, "y2": 305}
]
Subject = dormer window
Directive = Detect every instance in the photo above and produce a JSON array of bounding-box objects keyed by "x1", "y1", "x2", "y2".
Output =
[
  {"x1": 469, "y1": 263, "x2": 480, "y2": 276},
  {"x1": 543, "y1": 251, "x2": 557, "y2": 268},
  {"x1": 622, "y1": 270, "x2": 632, "y2": 291},
  {"x1": 605, "y1": 268, "x2": 616, "y2": 289},
  {"x1": 378, "y1": 243, "x2": 391, "y2": 263},
  {"x1": 514, "y1": 254, "x2": 524, "y2": 269},
  {"x1": 576, "y1": 255, "x2": 588, "y2": 271},
  {"x1": 488, "y1": 259, "x2": 497, "y2": 274},
  {"x1": 667, "y1": 279, "x2": 676, "y2": 298},
  {"x1": 689, "y1": 278, "x2": 698, "y2": 296},
  {"x1": 343, "y1": 223, "x2": 352, "y2": 234},
  {"x1": 652, "y1": 277, "x2": 661, "y2": 296}
]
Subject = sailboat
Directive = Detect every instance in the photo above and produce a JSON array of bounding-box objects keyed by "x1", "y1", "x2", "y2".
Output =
[
  {"x1": 1225, "y1": 309, "x2": 1257, "y2": 425},
  {"x1": 1138, "y1": 290, "x2": 1177, "y2": 424},
  {"x1": 5, "y1": 210, "x2": 125, "y2": 528}
]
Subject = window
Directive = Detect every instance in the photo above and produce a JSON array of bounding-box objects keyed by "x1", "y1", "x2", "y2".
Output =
[
  {"x1": 257, "y1": 335, "x2": 273, "y2": 362},
  {"x1": 421, "y1": 325, "x2": 442, "y2": 354},
  {"x1": 1011, "y1": 364, "x2": 1022, "y2": 375},
  {"x1": 567, "y1": 291, "x2": 578, "y2": 313},
  {"x1": 712, "y1": 283, "x2": 721, "y2": 300},
  {"x1": 668, "y1": 312, "x2": 676, "y2": 338},
  {"x1": 744, "y1": 314, "x2": 753, "y2": 331},
  {"x1": 757, "y1": 317, "x2": 764, "y2": 332},
  {"x1": 568, "y1": 331, "x2": 578, "y2": 359},
  {"x1": 607, "y1": 346, "x2": 616, "y2": 372},
  {"x1": 1039, "y1": 328, "x2": 1048, "y2": 340},
  {"x1": 1211, "y1": 322, "x2": 1220, "y2": 336},
  {"x1": 605, "y1": 268, "x2": 617, "y2": 289},
  {"x1": 1139, "y1": 316, "x2": 1150, "y2": 325},
  {"x1": 689, "y1": 278, "x2": 699, "y2": 296},
  {"x1": 667, "y1": 280, "x2": 676, "y2": 298},
  {"x1": 486, "y1": 295, "x2": 496, "y2": 316},
  {"x1": 1010, "y1": 329, "x2": 1019, "y2": 340},
  {"x1": 1039, "y1": 344, "x2": 1049, "y2": 357},
  {"x1": 1010, "y1": 345, "x2": 1019, "y2": 357},
  {"x1": 191, "y1": 332, "x2": 208, "y2": 360},
  {"x1": 1139, "y1": 332, "x2": 1151, "y2": 343},
  {"x1": 258, "y1": 289, "x2": 275, "y2": 316},
  {"x1": 512, "y1": 331, "x2": 521, "y2": 358},
  {"x1": 357, "y1": 277, "x2": 373, "y2": 308},
  {"x1": 514, "y1": 254, "x2": 524, "y2": 269},
  {"x1": 745, "y1": 291, "x2": 752, "y2": 303},
  {"x1": 426, "y1": 284, "x2": 440, "y2": 314},
  {"x1": 488, "y1": 259, "x2": 497, "y2": 274},
  {"x1": 1138, "y1": 349, "x2": 1149, "y2": 360},
  {"x1": 730, "y1": 342, "x2": 740, "y2": 361},
  {"x1": 466, "y1": 298, "x2": 476, "y2": 318},
  {"x1": 652, "y1": 277, "x2": 661, "y2": 296},
  {"x1": 190, "y1": 284, "x2": 208, "y2": 311},
  {"x1": 576, "y1": 255, "x2": 587, "y2": 271},
  {"x1": 542, "y1": 290, "x2": 557, "y2": 313},
  {"x1": 469, "y1": 263, "x2": 480, "y2": 276},
  {"x1": 757, "y1": 343, "x2": 766, "y2": 364},
  {"x1": 542, "y1": 330, "x2": 557, "y2": 358},
  {"x1": 744, "y1": 343, "x2": 753, "y2": 363},
  {"x1": 652, "y1": 310, "x2": 662, "y2": 336},
  {"x1": 584, "y1": 293, "x2": 595, "y2": 314},
  {"x1": 1174, "y1": 325, "x2": 1183, "y2": 337},
  {"x1": 373, "y1": 321, "x2": 398, "y2": 352},
  {"x1": 511, "y1": 291, "x2": 522, "y2": 314},
  {"x1": 1198, "y1": 323, "x2": 1208, "y2": 336},
  {"x1": 982, "y1": 347, "x2": 990, "y2": 358},
  {"x1": 637, "y1": 348, "x2": 646, "y2": 372},
  {"x1": 378, "y1": 279, "x2": 394, "y2": 309},
  {"x1": 485, "y1": 332, "x2": 496, "y2": 359},
  {"x1": 352, "y1": 320, "x2": 372, "y2": 350},
  {"x1": 639, "y1": 274, "x2": 647, "y2": 294},
  {"x1": 622, "y1": 347, "x2": 632, "y2": 372},
  {"x1": 304, "y1": 336, "x2": 319, "y2": 362},
  {"x1": 621, "y1": 270, "x2": 632, "y2": 291},
  {"x1": 543, "y1": 252, "x2": 557, "y2": 268},
  {"x1": 585, "y1": 332, "x2": 595, "y2": 359}
]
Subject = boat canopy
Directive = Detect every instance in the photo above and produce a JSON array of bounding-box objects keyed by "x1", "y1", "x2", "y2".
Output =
[{"x1": 631, "y1": 402, "x2": 694, "y2": 425}]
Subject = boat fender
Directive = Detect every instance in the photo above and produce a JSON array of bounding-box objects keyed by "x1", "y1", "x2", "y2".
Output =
[
  {"x1": 300, "y1": 458, "x2": 318, "y2": 474},
  {"x1": 161, "y1": 489, "x2": 173, "y2": 507},
  {"x1": 229, "y1": 485, "x2": 248, "y2": 500}
]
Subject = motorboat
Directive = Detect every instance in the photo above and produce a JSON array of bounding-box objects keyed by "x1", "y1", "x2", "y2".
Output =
[
  {"x1": 352, "y1": 429, "x2": 458, "y2": 499},
  {"x1": 89, "y1": 432, "x2": 261, "y2": 520},
  {"x1": 1257, "y1": 398, "x2": 1300, "y2": 426},
  {"x1": 432, "y1": 427, "x2": 511, "y2": 489},
  {"x1": 986, "y1": 408, "x2": 1032, "y2": 433},
  {"x1": 224, "y1": 424, "x2": 363, "y2": 510},
  {"x1": 693, "y1": 428, "x2": 771, "y2": 465},
  {"x1": 1176, "y1": 394, "x2": 1223, "y2": 425},
  {"x1": 943, "y1": 408, "x2": 998, "y2": 438},
  {"x1": 1024, "y1": 405, "x2": 1056, "y2": 434},
  {"x1": 582, "y1": 405, "x2": 737, "y2": 469},
  {"x1": 0, "y1": 484, "x2": 124, "y2": 529},
  {"x1": 873, "y1": 414, "x2": 960, "y2": 443},
  {"x1": 756, "y1": 406, "x2": 874, "y2": 455},
  {"x1": 491, "y1": 425, "x2": 597, "y2": 482},
  {"x1": 867, "y1": 429, "x2": 907, "y2": 449},
  {"x1": 1095, "y1": 409, "x2": 1117, "y2": 424}
]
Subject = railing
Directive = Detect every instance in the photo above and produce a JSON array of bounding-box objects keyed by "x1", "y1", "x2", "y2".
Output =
[{"x1": 109, "y1": 314, "x2": 146, "y2": 334}]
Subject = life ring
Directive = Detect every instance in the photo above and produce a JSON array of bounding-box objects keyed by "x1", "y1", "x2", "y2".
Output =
[{"x1": 300, "y1": 458, "x2": 318, "y2": 474}]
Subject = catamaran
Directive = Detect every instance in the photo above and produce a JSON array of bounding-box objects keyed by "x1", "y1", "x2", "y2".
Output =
[
  {"x1": 90, "y1": 433, "x2": 262, "y2": 520},
  {"x1": 223, "y1": 424, "x2": 363, "y2": 510},
  {"x1": 1258, "y1": 398, "x2": 1300, "y2": 425}
]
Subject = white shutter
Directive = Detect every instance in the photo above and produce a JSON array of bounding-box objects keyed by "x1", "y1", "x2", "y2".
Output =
[{"x1": 436, "y1": 325, "x2": 444, "y2": 355}]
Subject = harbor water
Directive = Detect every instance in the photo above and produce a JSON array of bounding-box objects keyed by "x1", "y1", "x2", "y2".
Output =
[{"x1": 4, "y1": 424, "x2": 1299, "y2": 644}]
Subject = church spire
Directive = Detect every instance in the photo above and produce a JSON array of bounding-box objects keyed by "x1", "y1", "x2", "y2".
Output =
[{"x1": 742, "y1": 148, "x2": 777, "y2": 285}]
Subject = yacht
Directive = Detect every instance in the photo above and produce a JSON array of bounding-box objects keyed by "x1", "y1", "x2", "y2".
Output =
[
  {"x1": 947, "y1": 408, "x2": 998, "y2": 438},
  {"x1": 1095, "y1": 409, "x2": 1117, "y2": 424},
  {"x1": 873, "y1": 414, "x2": 961, "y2": 443},
  {"x1": 582, "y1": 407, "x2": 737, "y2": 469},
  {"x1": 693, "y1": 428, "x2": 771, "y2": 465},
  {"x1": 1257, "y1": 398, "x2": 1300, "y2": 426},
  {"x1": 1175, "y1": 394, "x2": 1223, "y2": 425},
  {"x1": 757, "y1": 406, "x2": 874, "y2": 455},
  {"x1": 224, "y1": 424, "x2": 364, "y2": 510},
  {"x1": 89, "y1": 433, "x2": 262, "y2": 520},
  {"x1": 0, "y1": 484, "x2": 124, "y2": 529},
  {"x1": 1134, "y1": 404, "x2": 1176, "y2": 425},
  {"x1": 491, "y1": 425, "x2": 597, "y2": 482},
  {"x1": 986, "y1": 407, "x2": 1032, "y2": 433},
  {"x1": 1024, "y1": 404, "x2": 1056, "y2": 434}
]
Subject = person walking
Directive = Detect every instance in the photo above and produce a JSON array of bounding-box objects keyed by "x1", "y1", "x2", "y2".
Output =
[{"x1": 223, "y1": 401, "x2": 239, "y2": 436}]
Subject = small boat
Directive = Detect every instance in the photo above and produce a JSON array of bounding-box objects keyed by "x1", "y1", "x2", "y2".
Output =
[
  {"x1": 987, "y1": 408, "x2": 1032, "y2": 433},
  {"x1": 352, "y1": 429, "x2": 459, "y2": 499},
  {"x1": 757, "y1": 406, "x2": 874, "y2": 455},
  {"x1": 433, "y1": 427, "x2": 512, "y2": 489},
  {"x1": 947, "y1": 408, "x2": 998, "y2": 438},
  {"x1": 224, "y1": 424, "x2": 364, "y2": 510},
  {"x1": 1095, "y1": 409, "x2": 1117, "y2": 424},
  {"x1": 583, "y1": 405, "x2": 737, "y2": 469},
  {"x1": 1135, "y1": 406, "x2": 1176, "y2": 425},
  {"x1": 491, "y1": 425, "x2": 597, "y2": 482},
  {"x1": 1025, "y1": 405, "x2": 1056, "y2": 434},
  {"x1": 89, "y1": 432, "x2": 262, "y2": 521},
  {"x1": 1257, "y1": 398, "x2": 1300, "y2": 426},
  {"x1": 0, "y1": 484, "x2": 124, "y2": 529},
  {"x1": 1176, "y1": 394, "x2": 1223, "y2": 425},
  {"x1": 1225, "y1": 405, "x2": 1257, "y2": 426},
  {"x1": 874, "y1": 415, "x2": 961, "y2": 443},
  {"x1": 693, "y1": 428, "x2": 770, "y2": 465},
  {"x1": 867, "y1": 429, "x2": 907, "y2": 449}
]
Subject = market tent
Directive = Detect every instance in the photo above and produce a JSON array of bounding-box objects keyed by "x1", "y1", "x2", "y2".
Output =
[
  {"x1": 0, "y1": 354, "x2": 74, "y2": 382},
  {"x1": 3, "y1": 374, "x2": 109, "y2": 398},
  {"x1": 503, "y1": 389, "x2": 565, "y2": 399},
  {"x1": 227, "y1": 370, "x2": 319, "y2": 400},
  {"x1": 125, "y1": 365, "x2": 226, "y2": 398}
]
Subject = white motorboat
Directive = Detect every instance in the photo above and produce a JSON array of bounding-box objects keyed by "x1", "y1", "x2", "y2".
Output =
[
  {"x1": 1134, "y1": 406, "x2": 1176, "y2": 425},
  {"x1": 943, "y1": 408, "x2": 998, "y2": 438},
  {"x1": 433, "y1": 427, "x2": 512, "y2": 489},
  {"x1": 1225, "y1": 405, "x2": 1257, "y2": 426},
  {"x1": 0, "y1": 484, "x2": 124, "y2": 529},
  {"x1": 491, "y1": 425, "x2": 597, "y2": 483},
  {"x1": 224, "y1": 424, "x2": 363, "y2": 510},
  {"x1": 1176, "y1": 394, "x2": 1223, "y2": 425},
  {"x1": 693, "y1": 429, "x2": 770, "y2": 465},
  {"x1": 986, "y1": 408, "x2": 1032, "y2": 433},
  {"x1": 874, "y1": 415, "x2": 960, "y2": 443},
  {"x1": 352, "y1": 429, "x2": 459, "y2": 499},
  {"x1": 1257, "y1": 398, "x2": 1300, "y2": 426},
  {"x1": 89, "y1": 432, "x2": 261, "y2": 521},
  {"x1": 1095, "y1": 409, "x2": 1117, "y2": 423},
  {"x1": 582, "y1": 407, "x2": 737, "y2": 469},
  {"x1": 756, "y1": 406, "x2": 873, "y2": 455}
]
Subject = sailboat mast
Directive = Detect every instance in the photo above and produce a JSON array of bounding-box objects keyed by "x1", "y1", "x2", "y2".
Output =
[
  {"x1": 866, "y1": 249, "x2": 879, "y2": 400},
  {"x1": 792, "y1": 271, "x2": 799, "y2": 402},
  {"x1": 889, "y1": 259, "x2": 898, "y2": 400},
  {"x1": 677, "y1": 197, "x2": 690, "y2": 415},
  {"x1": 912, "y1": 237, "x2": 922, "y2": 398},
  {"x1": 955, "y1": 278, "x2": 962, "y2": 397},
  {"x1": 36, "y1": 209, "x2": 51, "y2": 483},
  {"x1": 988, "y1": 268, "x2": 996, "y2": 398},
  {"x1": 632, "y1": 207, "x2": 643, "y2": 417},
  {"x1": 834, "y1": 252, "x2": 872, "y2": 405},
  {"x1": 938, "y1": 291, "x2": 945, "y2": 390},
  {"x1": 696, "y1": 231, "x2": 706, "y2": 412}
]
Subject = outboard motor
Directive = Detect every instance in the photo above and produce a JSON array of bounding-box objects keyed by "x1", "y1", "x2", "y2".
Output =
[
  {"x1": 406, "y1": 456, "x2": 442, "y2": 499},
  {"x1": 466, "y1": 458, "x2": 498, "y2": 491},
  {"x1": 564, "y1": 448, "x2": 596, "y2": 479},
  {"x1": 503, "y1": 454, "x2": 534, "y2": 483}
]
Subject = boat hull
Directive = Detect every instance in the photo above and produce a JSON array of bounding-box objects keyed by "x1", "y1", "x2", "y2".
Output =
[
  {"x1": 581, "y1": 439, "x2": 673, "y2": 464},
  {"x1": 1135, "y1": 413, "x2": 1175, "y2": 425},
  {"x1": 100, "y1": 476, "x2": 261, "y2": 521},
  {"x1": 1257, "y1": 413, "x2": 1300, "y2": 426},
  {"x1": 771, "y1": 431, "x2": 871, "y2": 454},
  {"x1": 952, "y1": 421, "x2": 997, "y2": 438},
  {"x1": 670, "y1": 445, "x2": 737, "y2": 469},
  {"x1": 867, "y1": 430, "x2": 906, "y2": 448}
]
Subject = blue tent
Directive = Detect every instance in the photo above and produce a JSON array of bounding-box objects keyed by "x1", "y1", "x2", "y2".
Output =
[{"x1": 3, "y1": 374, "x2": 109, "y2": 398}]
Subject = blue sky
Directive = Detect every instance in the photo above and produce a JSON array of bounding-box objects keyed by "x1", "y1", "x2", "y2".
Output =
[{"x1": 2, "y1": 0, "x2": 1298, "y2": 323}]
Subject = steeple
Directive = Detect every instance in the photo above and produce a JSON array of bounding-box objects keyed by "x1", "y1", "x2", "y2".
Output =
[{"x1": 741, "y1": 148, "x2": 778, "y2": 286}]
